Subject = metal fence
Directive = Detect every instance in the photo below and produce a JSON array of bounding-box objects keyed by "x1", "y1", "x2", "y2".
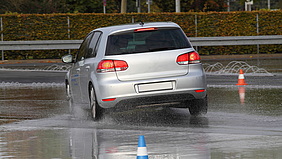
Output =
[
  {"x1": 0, "y1": 35, "x2": 282, "y2": 60},
  {"x1": 189, "y1": 35, "x2": 282, "y2": 46}
]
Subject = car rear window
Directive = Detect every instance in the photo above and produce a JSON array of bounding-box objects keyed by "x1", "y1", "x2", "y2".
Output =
[{"x1": 105, "y1": 28, "x2": 192, "y2": 55}]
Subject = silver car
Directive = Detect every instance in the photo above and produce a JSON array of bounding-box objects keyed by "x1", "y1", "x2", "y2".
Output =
[{"x1": 62, "y1": 22, "x2": 207, "y2": 120}]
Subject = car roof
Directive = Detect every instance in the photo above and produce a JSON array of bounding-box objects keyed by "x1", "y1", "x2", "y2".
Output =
[{"x1": 93, "y1": 22, "x2": 181, "y2": 35}]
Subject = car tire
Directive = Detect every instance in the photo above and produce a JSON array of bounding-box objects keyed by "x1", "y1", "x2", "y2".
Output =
[
  {"x1": 188, "y1": 95, "x2": 208, "y2": 116},
  {"x1": 66, "y1": 82, "x2": 72, "y2": 101},
  {"x1": 89, "y1": 84, "x2": 102, "y2": 120}
]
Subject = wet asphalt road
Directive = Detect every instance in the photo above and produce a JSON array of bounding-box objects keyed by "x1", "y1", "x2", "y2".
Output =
[
  {"x1": 0, "y1": 70, "x2": 65, "y2": 83},
  {"x1": 0, "y1": 60, "x2": 282, "y2": 158}
]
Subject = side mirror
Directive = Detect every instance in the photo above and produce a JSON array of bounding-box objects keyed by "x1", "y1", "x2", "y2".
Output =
[{"x1": 62, "y1": 54, "x2": 73, "y2": 63}]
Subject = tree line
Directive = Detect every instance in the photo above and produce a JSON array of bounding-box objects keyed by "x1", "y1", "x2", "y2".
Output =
[{"x1": 0, "y1": 0, "x2": 228, "y2": 14}]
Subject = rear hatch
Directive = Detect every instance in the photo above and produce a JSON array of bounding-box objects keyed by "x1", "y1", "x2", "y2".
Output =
[
  {"x1": 104, "y1": 27, "x2": 195, "y2": 81},
  {"x1": 112, "y1": 49, "x2": 193, "y2": 81}
]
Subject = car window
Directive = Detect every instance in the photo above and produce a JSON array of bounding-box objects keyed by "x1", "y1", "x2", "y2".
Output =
[
  {"x1": 94, "y1": 33, "x2": 102, "y2": 55},
  {"x1": 105, "y1": 28, "x2": 192, "y2": 56},
  {"x1": 76, "y1": 32, "x2": 93, "y2": 62},
  {"x1": 86, "y1": 31, "x2": 102, "y2": 58}
]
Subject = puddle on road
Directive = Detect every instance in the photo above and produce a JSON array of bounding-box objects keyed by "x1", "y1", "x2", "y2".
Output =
[
  {"x1": 208, "y1": 86, "x2": 282, "y2": 116},
  {"x1": 0, "y1": 84, "x2": 281, "y2": 158},
  {"x1": 0, "y1": 61, "x2": 282, "y2": 158},
  {"x1": 0, "y1": 83, "x2": 68, "y2": 120},
  {"x1": 1, "y1": 120, "x2": 282, "y2": 159}
]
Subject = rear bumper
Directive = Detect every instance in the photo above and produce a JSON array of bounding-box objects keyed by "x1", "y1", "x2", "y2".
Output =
[
  {"x1": 112, "y1": 92, "x2": 197, "y2": 110},
  {"x1": 95, "y1": 64, "x2": 207, "y2": 109}
]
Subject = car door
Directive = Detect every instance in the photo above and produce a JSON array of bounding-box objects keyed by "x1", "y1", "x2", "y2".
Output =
[
  {"x1": 70, "y1": 32, "x2": 93, "y2": 102},
  {"x1": 79, "y1": 31, "x2": 102, "y2": 103}
]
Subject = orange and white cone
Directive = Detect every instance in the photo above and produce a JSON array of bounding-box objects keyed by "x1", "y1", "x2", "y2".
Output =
[{"x1": 236, "y1": 69, "x2": 248, "y2": 85}]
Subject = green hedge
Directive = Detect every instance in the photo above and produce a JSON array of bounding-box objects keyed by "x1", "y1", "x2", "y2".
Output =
[{"x1": 0, "y1": 11, "x2": 282, "y2": 59}]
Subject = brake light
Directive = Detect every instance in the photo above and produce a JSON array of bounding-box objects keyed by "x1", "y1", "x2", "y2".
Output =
[
  {"x1": 177, "y1": 51, "x2": 200, "y2": 65},
  {"x1": 177, "y1": 53, "x2": 189, "y2": 65},
  {"x1": 97, "y1": 60, "x2": 128, "y2": 73},
  {"x1": 113, "y1": 60, "x2": 128, "y2": 71},
  {"x1": 134, "y1": 27, "x2": 158, "y2": 32}
]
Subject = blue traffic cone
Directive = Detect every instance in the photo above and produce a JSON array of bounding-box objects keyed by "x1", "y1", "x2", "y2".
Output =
[{"x1": 137, "y1": 135, "x2": 148, "y2": 159}]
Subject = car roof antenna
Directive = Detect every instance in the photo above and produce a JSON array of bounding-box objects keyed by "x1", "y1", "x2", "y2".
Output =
[{"x1": 140, "y1": 21, "x2": 144, "y2": 27}]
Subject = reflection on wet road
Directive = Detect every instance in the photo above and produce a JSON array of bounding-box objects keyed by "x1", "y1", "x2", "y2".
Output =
[
  {"x1": 0, "y1": 59, "x2": 282, "y2": 158},
  {"x1": 0, "y1": 83, "x2": 68, "y2": 121},
  {"x1": 209, "y1": 85, "x2": 282, "y2": 116}
]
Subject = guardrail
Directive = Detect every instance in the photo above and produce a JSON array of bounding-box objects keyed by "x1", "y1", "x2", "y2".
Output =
[
  {"x1": 0, "y1": 35, "x2": 282, "y2": 52},
  {"x1": 189, "y1": 35, "x2": 282, "y2": 46},
  {"x1": 0, "y1": 40, "x2": 82, "y2": 51}
]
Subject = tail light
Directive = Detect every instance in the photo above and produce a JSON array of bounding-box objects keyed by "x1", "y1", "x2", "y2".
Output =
[
  {"x1": 177, "y1": 51, "x2": 201, "y2": 65},
  {"x1": 97, "y1": 60, "x2": 128, "y2": 73}
]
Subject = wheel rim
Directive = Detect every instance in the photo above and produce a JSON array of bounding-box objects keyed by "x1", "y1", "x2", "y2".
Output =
[{"x1": 90, "y1": 86, "x2": 96, "y2": 119}]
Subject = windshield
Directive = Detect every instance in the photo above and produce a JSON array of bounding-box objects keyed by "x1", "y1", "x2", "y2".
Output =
[{"x1": 105, "y1": 28, "x2": 192, "y2": 55}]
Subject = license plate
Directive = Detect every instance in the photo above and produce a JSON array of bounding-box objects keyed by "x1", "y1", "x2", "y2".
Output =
[{"x1": 137, "y1": 81, "x2": 173, "y2": 93}]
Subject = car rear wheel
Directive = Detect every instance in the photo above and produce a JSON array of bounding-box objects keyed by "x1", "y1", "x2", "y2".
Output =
[
  {"x1": 188, "y1": 95, "x2": 208, "y2": 116},
  {"x1": 89, "y1": 84, "x2": 102, "y2": 120}
]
